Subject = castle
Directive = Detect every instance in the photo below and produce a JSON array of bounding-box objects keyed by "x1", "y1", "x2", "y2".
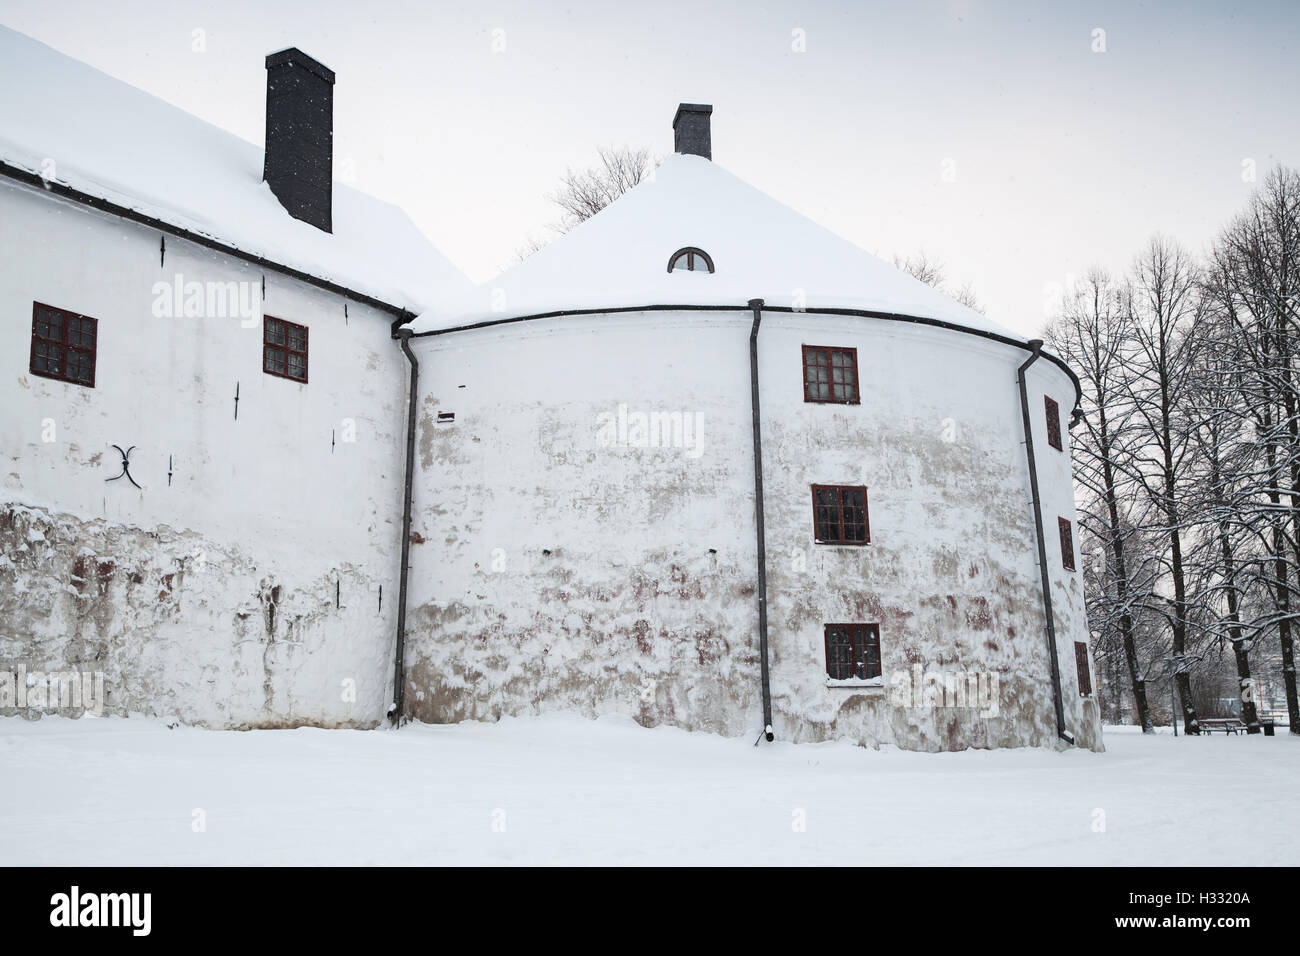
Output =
[{"x1": 0, "y1": 27, "x2": 1103, "y2": 751}]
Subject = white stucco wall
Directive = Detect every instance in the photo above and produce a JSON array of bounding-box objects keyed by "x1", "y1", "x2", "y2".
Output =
[
  {"x1": 0, "y1": 176, "x2": 1102, "y2": 751},
  {"x1": 0, "y1": 179, "x2": 406, "y2": 727},
  {"x1": 402, "y1": 307, "x2": 1103, "y2": 751}
]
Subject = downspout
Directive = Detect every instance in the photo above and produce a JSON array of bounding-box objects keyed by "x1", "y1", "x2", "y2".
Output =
[
  {"x1": 1017, "y1": 339, "x2": 1073, "y2": 745},
  {"x1": 390, "y1": 327, "x2": 419, "y2": 725},
  {"x1": 748, "y1": 299, "x2": 775, "y2": 742}
]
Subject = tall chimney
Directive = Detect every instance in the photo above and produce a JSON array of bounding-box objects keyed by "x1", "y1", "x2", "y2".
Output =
[
  {"x1": 264, "y1": 48, "x2": 335, "y2": 233},
  {"x1": 673, "y1": 103, "x2": 712, "y2": 160}
]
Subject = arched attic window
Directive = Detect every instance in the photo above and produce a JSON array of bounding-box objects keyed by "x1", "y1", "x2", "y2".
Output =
[{"x1": 668, "y1": 247, "x2": 714, "y2": 273}]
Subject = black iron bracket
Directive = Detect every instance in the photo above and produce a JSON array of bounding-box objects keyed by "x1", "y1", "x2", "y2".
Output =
[{"x1": 106, "y1": 444, "x2": 142, "y2": 489}]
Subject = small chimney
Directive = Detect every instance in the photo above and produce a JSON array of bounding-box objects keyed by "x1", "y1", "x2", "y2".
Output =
[
  {"x1": 264, "y1": 48, "x2": 335, "y2": 233},
  {"x1": 673, "y1": 103, "x2": 713, "y2": 160}
]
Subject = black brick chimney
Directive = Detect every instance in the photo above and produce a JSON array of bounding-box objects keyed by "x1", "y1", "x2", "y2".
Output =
[
  {"x1": 264, "y1": 48, "x2": 335, "y2": 233},
  {"x1": 673, "y1": 103, "x2": 712, "y2": 160}
]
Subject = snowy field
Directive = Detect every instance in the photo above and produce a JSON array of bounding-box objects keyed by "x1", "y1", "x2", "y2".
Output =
[{"x1": 1, "y1": 715, "x2": 1296, "y2": 866}]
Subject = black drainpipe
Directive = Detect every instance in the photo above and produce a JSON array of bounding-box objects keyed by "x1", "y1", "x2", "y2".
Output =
[
  {"x1": 390, "y1": 327, "x2": 419, "y2": 725},
  {"x1": 1017, "y1": 340, "x2": 1073, "y2": 745},
  {"x1": 748, "y1": 299, "x2": 775, "y2": 742}
]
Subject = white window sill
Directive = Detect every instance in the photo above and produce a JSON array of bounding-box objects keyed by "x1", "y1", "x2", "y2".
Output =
[{"x1": 825, "y1": 678, "x2": 885, "y2": 690}]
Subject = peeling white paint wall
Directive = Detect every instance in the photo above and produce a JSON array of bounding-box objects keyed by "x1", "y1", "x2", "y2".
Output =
[
  {"x1": 403, "y1": 309, "x2": 1103, "y2": 751},
  {"x1": 0, "y1": 180, "x2": 404, "y2": 727},
  {"x1": 0, "y1": 178, "x2": 1103, "y2": 751}
]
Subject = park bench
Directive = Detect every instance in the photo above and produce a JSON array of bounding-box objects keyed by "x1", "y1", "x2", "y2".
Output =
[{"x1": 1200, "y1": 718, "x2": 1247, "y2": 735}]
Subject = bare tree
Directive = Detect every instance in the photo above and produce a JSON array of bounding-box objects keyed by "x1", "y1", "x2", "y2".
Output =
[
  {"x1": 893, "y1": 252, "x2": 986, "y2": 314},
  {"x1": 512, "y1": 232, "x2": 552, "y2": 264},
  {"x1": 893, "y1": 251, "x2": 947, "y2": 289},
  {"x1": 1182, "y1": 315, "x2": 1263, "y2": 731},
  {"x1": 951, "y1": 281, "x2": 985, "y2": 314},
  {"x1": 1204, "y1": 166, "x2": 1300, "y2": 734},
  {"x1": 550, "y1": 146, "x2": 657, "y2": 230},
  {"x1": 1124, "y1": 235, "x2": 1208, "y2": 734},
  {"x1": 1047, "y1": 269, "x2": 1156, "y2": 730},
  {"x1": 515, "y1": 146, "x2": 658, "y2": 262},
  {"x1": 1042, "y1": 170, "x2": 1300, "y2": 735}
]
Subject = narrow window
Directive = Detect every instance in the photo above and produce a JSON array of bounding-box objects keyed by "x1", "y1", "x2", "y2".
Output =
[
  {"x1": 1074, "y1": 641, "x2": 1093, "y2": 696},
  {"x1": 1045, "y1": 395, "x2": 1062, "y2": 451},
  {"x1": 1059, "y1": 516, "x2": 1075, "y2": 571},
  {"x1": 263, "y1": 316, "x2": 309, "y2": 383},
  {"x1": 825, "y1": 624, "x2": 882, "y2": 681},
  {"x1": 802, "y1": 345, "x2": 860, "y2": 404},
  {"x1": 812, "y1": 485, "x2": 870, "y2": 544},
  {"x1": 29, "y1": 302, "x2": 97, "y2": 387},
  {"x1": 667, "y1": 247, "x2": 714, "y2": 273}
]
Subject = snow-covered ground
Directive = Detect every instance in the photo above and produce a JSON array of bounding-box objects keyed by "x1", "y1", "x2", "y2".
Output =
[{"x1": 1, "y1": 715, "x2": 1295, "y2": 866}]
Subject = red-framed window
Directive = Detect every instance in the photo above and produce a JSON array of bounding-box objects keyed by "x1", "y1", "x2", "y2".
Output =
[
  {"x1": 812, "y1": 485, "x2": 870, "y2": 544},
  {"x1": 667, "y1": 247, "x2": 714, "y2": 273},
  {"x1": 825, "y1": 623, "x2": 882, "y2": 681},
  {"x1": 263, "y1": 316, "x2": 308, "y2": 382},
  {"x1": 1045, "y1": 395, "x2": 1062, "y2": 451},
  {"x1": 1074, "y1": 641, "x2": 1092, "y2": 696},
  {"x1": 1059, "y1": 517, "x2": 1075, "y2": 571},
  {"x1": 29, "y1": 302, "x2": 97, "y2": 387},
  {"x1": 802, "y1": 345, "x2": 860, "y2": 404}
]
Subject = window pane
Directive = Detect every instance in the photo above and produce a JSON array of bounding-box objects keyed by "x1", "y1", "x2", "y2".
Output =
[
  {"x1": 266, "y1": 320, "x2": 284, "y2": 345},
  {"x1": 287, "y1": 327, "x2": 306, "y2": 351},
  {"x1": 806, "y1": 352, "x2": 832, "y2": 401},
  {"x1": 68, "y1": 350, "x2": 92, "y2": 382},
  {"x1": 42, "y1": 308, "x2": 63, "y2": 337},
  {"x1": 815, "y1": 489, "x2": 838, "y2": 540},
  {"x1": 804, "y1": 348, "x2": 858, "y2": 403},
  {"x1": 1059, "y1": 518, "x2": 1074, "y2": 570},
  {"x1": 36, "y1": 307, "x2": 64, "y2": 341},
  {"x1": 265, "y1": 347, "x2": 284, "y2": 374},
  {"x1": 670, "y1": 253, "x2": 691, "y2": 272},
  {"x1": 813, "y1": 485, "x2": 869, "y2": 543},
  {"x1": 827, "y1": 627, "x2": 853, "y2": 680},
  {"x1": 829, "y1": 351, "x2": 857, "y2": 401},
  {"x1": 1045, "y1": 396, "x2": 1062, "y2": 450},
  {"x1": 30, "y1": 306, "x2": 97, "y2": 386},
  {"x1": 288, "y1": 353, "x2": 305, "y2": 379},
  {"x1": 1075, "y1": 642, "x2": 1092, "y2": 695},
  {"x1": 859, "y1": 627, "x2": 881, "y2": 679},
  {"x1": 34, "y1": 342, "x2": 59, "y2": 374},
  {"x1": 845, "y1": 510, "x2": 865, "y2": 541}
]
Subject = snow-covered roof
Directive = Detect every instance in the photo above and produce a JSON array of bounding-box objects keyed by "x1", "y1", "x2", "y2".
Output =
[
  {"x1": 411, "y1": 152, "x2": 1018, "y2": 339},
  {"x1": 0, "y1": 25, "x2": 468, "y2": 312}
]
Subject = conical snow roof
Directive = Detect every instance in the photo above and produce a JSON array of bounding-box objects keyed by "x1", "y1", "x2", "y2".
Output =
[{"x1": 412, "y1": 152, "x2": 1016, "y2": 338}]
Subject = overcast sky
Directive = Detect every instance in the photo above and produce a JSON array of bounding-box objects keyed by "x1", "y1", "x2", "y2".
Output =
[{"x1": 3, "y1": 0, "x2": 1298, "y2": 336}]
